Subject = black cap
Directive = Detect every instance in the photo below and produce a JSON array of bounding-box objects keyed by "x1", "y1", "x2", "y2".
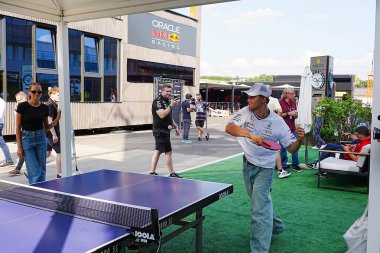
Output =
[
  {"x1": 185, "y1": 93, "x2": 192, "y2": 99},
  {"x1": 354, "y1": 126, "x2": 370, "y2": 137}
]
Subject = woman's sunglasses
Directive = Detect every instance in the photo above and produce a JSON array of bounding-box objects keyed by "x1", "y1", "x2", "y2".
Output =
[{"x1": 30, "y1": 90, "x2": 43, "y2": 95}]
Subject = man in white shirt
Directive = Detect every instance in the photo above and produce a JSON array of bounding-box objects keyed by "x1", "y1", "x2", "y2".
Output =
[
  {"x1": 225, "y1": 83, "x2": 304, "y2": 253},
  {"x1": 267, "y1": 85, "x2": 291, "y2": 179},
  {"x1": 0, "y1": 97, "x2": 14, "y2": 167}
]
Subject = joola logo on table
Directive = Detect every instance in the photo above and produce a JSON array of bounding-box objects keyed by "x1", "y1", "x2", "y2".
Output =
[{"x1": 134, "y1": 231, "x2": 155, "y2": 240}]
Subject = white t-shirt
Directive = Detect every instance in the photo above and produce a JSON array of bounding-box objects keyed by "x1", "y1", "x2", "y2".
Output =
[
  {"x1": 0, "y1": 98, "x2": 6, "y2": 124},
  {"x1": 268, "y1": 96, "x2": 282, "y2": 112},
  {"x1": 228, "y1": 106, "x2": 296, "y2": 168}
]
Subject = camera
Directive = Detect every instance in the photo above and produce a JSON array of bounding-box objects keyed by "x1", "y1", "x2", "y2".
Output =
[
  {"x1": 173, "y1": 95, "x2": 180, "y2": 101},
  {"x1": 190, "y1": 97, "x2": 196, "y2": 105}
]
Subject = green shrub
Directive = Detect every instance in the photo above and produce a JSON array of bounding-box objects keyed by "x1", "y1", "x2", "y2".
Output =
[{"x1": 313, "y1": 96, "x2": 371, "y2": 142}]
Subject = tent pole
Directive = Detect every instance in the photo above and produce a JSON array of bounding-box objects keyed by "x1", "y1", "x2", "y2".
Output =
[
  {"x1": 368, "y1": 0, "x2": 380, "y2": 251},
  {"x1": 57, "y1": 21, "x2": 73, "y2": 177}
]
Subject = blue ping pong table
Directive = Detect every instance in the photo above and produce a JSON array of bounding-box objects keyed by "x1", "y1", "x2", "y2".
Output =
[{"x1": 0, "y1": 169, "x2": 233, "y2": 252}]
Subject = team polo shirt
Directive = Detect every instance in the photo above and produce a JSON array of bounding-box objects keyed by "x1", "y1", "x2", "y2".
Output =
[
  {"x1": 152, "y1": 95, "x2": 172, "y2": 132},
  {"x1": 229, "y1": 106, "x2": 296, "y2": 169},
  {"x1": 195, "y1": 100, "x2": 208, "y2": 121}
]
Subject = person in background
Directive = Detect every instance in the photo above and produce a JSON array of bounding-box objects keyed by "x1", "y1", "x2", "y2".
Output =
[
  {"x1": 111, "y1": 88, "x2": 116, "y2": 103},
  {"x1": 308, "y1": 126, "x2": 371, "y2": 177},
  {"x1": 181, "y1": 93, "x2": 195, "y2": 143},
  {"x1": 46, "y1": 87, "x2": 62, "y2": 179},
  {"x1": 16, "y1": 83, "x2": 61, "y2": 184},
  {"x1": 279, "y1": 87, "x2": 301, "y2": 173},
  {"x1": 149, "y1": 83, "x2": 182, "y2": 178},
  {"x1": 0, "y1": 96, "x2": 15, "y2": 168},
  {"x1": 8, "y1": 91, "x2": 27, "y2": 176},
  {"x1": 225, "y1": 83, "x2": 305, "y2": 253},
  {"x1": 311, "y1": 101, "x2": 326, "y2": 149},
  {"x1": 267, "y1": 85, "x2": 291, "y2": 179},
  {"x1": 195, "y1": 93, "x2": 210, "y2": 141}
]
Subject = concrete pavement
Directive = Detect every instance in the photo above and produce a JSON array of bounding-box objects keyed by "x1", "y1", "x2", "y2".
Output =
[{"x1": 0, "y1": 117, "x2": 243, "y2": 184}]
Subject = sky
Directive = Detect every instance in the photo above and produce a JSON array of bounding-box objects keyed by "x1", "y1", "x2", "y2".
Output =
[{"x1": 198, "y1": 0, "x2": 375, "y2": 80}]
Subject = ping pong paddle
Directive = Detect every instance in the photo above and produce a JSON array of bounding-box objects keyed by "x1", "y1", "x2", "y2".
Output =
[{"x1": 262, "y1": 140, "x2": 282, "y2": 151}]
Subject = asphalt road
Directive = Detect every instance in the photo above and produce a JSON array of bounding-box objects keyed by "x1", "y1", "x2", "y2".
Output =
[{"x1": 0, "y1": 116, "x2": 243, "y2": 184}]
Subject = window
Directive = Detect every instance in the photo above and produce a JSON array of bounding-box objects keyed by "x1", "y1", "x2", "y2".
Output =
[
  {"x1": 6, "y1": 17, "x2": 33, "y2": 101},
  {"x1": 69, "y1": 30, "x2": 82, "y2": 101},
  {"x1": 36, "y1": 73, "x2": 58, "y2": 101},
  {"x1": 69, "y1": 29, "x2": 81, "y2": 77},
  {"x1": 84, "y1": 36, "x2": 99, "y2": 73},
  {"x1": 0, "y1": 18, "x2": 3, "y2": 69},
  {"x1": 104, "y1": 37, "x2": 118, "y2": 102},
  {"x1": 84, "y1": 77, "x2": 101, "y2": 102},
  {"x1": 70, "y1": 76, "x2": 81, "y2": 102},
  {"x1": 36, "y1": 27, "x2": 56, "y2": 69},
  {"x1": 127, "y1": 59, "x2": 194, "y2": 86}
]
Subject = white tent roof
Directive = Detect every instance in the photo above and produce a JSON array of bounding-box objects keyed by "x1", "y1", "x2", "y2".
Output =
[{"x1": 0, "y1": 0, "x2": 236, "y2": 22}]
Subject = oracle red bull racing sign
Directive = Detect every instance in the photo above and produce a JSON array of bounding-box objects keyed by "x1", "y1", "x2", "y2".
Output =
[{"x1": 128, "y1": 13, "x2": 196, "y2": 57}]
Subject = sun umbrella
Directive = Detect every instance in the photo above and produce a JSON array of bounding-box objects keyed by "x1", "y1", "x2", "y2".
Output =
[{"x1": 296, "y1": 66, "x2": 313, "y2": 133}]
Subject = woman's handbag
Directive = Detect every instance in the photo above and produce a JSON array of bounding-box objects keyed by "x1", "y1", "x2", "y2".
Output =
[{"x1": 343, "y1": 205, "x2": 368, "y2": 253}]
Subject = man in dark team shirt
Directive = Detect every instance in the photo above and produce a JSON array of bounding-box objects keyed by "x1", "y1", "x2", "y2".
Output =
[{"x1": 149, "y1": 83, "x2": 182, "y2": 178}]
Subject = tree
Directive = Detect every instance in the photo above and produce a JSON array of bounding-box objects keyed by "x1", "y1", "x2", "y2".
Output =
[
  {"x1": 314, "y1": 96, "x2": 371, "y2": 142},
  {"x1": 246, "y1": 74, "x2": 273, "y2": 82},
  {"x1": 354, "y1": 75, "x2": 367, "y2": 88}
]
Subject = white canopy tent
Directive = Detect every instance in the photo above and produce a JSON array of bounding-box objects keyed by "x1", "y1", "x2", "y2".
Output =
[
  {"x1": 0, "y1": 0, "x2": 236, "y2": 180},
  {"x1": 0, "y1": 0, "x2": 234, "y2": 22}
]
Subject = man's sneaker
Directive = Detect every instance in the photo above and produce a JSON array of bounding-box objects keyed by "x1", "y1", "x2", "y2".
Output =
[
  {"x1": 278, "y1": 170, "x2": 291, "y2": 179},
  {"x1": 150, "y1": 172, "x2": 159, "y2": 176},
  {"x1": 206, "y1": 133, "x2": 210, "y2": 141},
  {"x1": 198, "y1": 137, "x2": 201, "y2": 141},
  {"x1": 305, "y1": 162, "x2": 317, "y2": 169},
  {"x1": 57, "y1": 174, "x2": 62, "y2": 178},
  {"x1": 169, "y1": 172, "x2": 182, "y2": 178},
  {"x1": 9, "y1": 169, "x2": 21, "y2": 176},
  {"x1": 293, "y1": 166, "x2": 302, "y2": 173},
  {"x1": 0, "y1": 161, "x2": 14, "y2": 167},
  {"x1": 183, "y1": 140, "x2": 192, "y2": 144}
]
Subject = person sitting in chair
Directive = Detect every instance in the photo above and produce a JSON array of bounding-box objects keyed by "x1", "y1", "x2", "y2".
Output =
[{"x1": 308, "y1": 126, "x2": 371, "y2": 176}]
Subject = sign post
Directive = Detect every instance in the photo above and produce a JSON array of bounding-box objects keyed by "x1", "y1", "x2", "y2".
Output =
[{"x1": 153, "y1": 77, "x2": 184, "y2": 127}]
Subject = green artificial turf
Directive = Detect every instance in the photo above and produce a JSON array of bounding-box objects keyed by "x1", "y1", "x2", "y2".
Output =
[{"x1": 159, "y1": 146, "x2": 368, "y2": 253}]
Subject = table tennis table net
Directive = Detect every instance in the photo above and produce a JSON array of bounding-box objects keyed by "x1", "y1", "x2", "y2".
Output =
[{"x1": 0, "y1": 180, "x2": 157, "y2": 230}]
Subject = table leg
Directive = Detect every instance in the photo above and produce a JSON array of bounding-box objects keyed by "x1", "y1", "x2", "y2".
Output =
[{"x1": 195, "y1": 209, "x2": 203, "y2": 253}]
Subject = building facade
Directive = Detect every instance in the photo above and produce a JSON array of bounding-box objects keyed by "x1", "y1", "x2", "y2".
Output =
[{"x1": 1, "y1": 9, "x2": 201, "y2": 135}]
